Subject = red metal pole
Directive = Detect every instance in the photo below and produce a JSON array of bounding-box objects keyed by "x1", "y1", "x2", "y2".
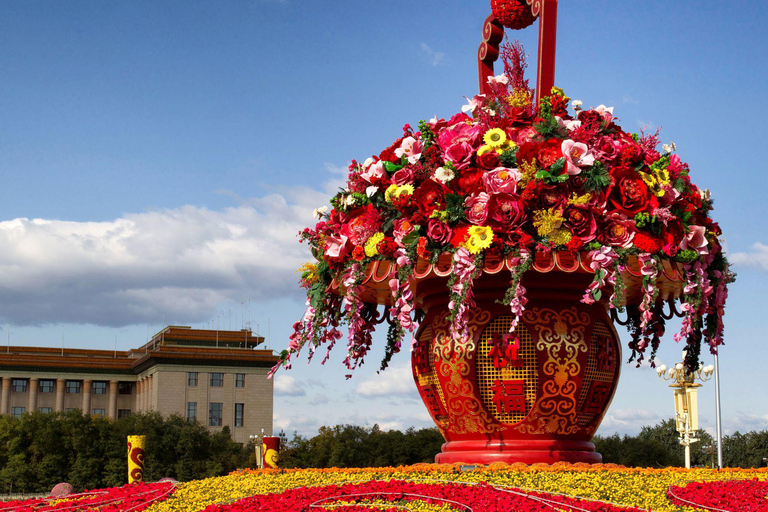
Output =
[
  {"x1": 534, "y1": 0, "x2": 558, "y2": 105},
  {"x1": 477, "y1": 15, "x2": 504, "y2": 96}
]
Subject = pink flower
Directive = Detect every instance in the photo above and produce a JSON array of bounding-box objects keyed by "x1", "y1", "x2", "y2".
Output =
[
  {"x1": 360, "y1": 160, "x2": 385, "y2": 183},
  {"x1": 592, "y1": 136, "x2": 621, "y2": 162},
  {"x1": 599, "y1": 213, "x2": 636, "y2": 248},
  {"x1": 392, "y1": 218, "x2": 414, "y2": 246},
  {"x1": 324, "y1": 234, "x2": 350, "y2": 258},
  {"x1": 483, "y1": 167, "x2": 521, "y2": 194},
  {"x1": 594, "y1": 104, "x2": 614, "y2": 123},
  {"x1": 391, "y1": 166, "x2": 415, "y2": 185},
  {"x1": 465, "y1": 192, "x2": 490, "y2": 225},
  {"x1": 681, "y1": 225, "x2": 709, "y2": 255},
  {"x1": 561, "y1": 139, "x2": 595, "y2": 175},
  {"x1": 437, "y1": 122, "x2": 482, "y2": 150},
  {"x1": 394, "y1": 136, "x2": 423, "y2": 164},
  {"x1": 427, "y1": 219, "x2": 452, "y2": 244},
  {"x1": 444, "y1": 142, "x2": 474, "y2": 170}
]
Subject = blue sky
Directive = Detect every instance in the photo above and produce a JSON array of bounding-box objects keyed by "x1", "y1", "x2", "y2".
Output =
[{"x1": 1, "y1": 1, "x2": 767, "y2": 440}]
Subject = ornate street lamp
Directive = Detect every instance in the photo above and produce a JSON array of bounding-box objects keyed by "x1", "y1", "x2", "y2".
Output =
[{"x1": 656, "y1": 354, "x2": 715, "y2": 468}]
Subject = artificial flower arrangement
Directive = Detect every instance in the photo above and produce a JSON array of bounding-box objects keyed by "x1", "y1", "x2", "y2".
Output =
[{"x1": 273, "y1": 42, "x2": 733, "y2": 378}]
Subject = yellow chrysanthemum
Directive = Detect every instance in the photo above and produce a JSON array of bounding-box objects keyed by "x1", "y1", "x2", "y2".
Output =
[
  {"x1": 551, "y1": 86, "x2": 571, "y2": 102},
  {"x1": 465, "y1": 226, "x2": 494, "y2": 254},
  {"x1": 533, "y1": 208, "x2": 564, "y2": 238},
  {"x1": 364, "y1": 232, "x2": 385, "y2": 257},
  {"x1": 483, "y1": 128, "x2": 507, "y2": 148},
  {"x1": 655, "y1": 168, "x2": 671, "y2": 187},
  {"x1": 639, "y1": 171, "x2": 657, "y2": 188},
  {"x1": 384, "y1": 183, "x2": 414, "y2": 202}
]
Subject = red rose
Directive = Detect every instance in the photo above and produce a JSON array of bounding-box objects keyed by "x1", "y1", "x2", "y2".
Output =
[
  {"x1": 537, "y1": 138, "x2": 563, "y2": 168},
  {"x1": 426, "y1": 219, "x2": 453, "y2": 245},
  {"x1": 564, "y1": 205, "x2": 597, "y2": 243},
  {"x1": 516, "y1": 142, "x2": 538, "y2": 164},
  {"x1": 476, "y1": 150, "x2": 501, "y2": 170},
  {"x1": 487, "y1": 193, "x2": 525, "y2": 232},
  {"x1": 412, "y1": 179, "x2": 448, "y2": 219},
  {"x1": 608, "y1": 166, "x2": 658, "y2": 216},
  {"x1": 531, "y1": 182, "x2": 567, "y2": 211}
]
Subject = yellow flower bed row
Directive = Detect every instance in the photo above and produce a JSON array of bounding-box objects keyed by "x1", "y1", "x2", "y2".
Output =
[{"x1": 146, "y1": 463, "x2": 768, "y2": 512}]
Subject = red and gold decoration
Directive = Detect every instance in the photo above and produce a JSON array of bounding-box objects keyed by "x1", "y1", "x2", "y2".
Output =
[
  {"x1": 274, "y1": 0, "x2": 734, "y2": 464},
  {"x1": 262, "y1": 436, "x2": 280, "y2": 469},
  {"x1": 127, "y1": 435, "x2": 146, "y2": 484}
]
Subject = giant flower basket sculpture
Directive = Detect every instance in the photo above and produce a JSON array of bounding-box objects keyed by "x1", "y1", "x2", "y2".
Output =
[{"x1": 273, "y1": 3, "x2": 733, "y2": 464}]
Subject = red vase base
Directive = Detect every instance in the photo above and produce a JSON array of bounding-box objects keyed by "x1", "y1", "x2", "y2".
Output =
[{"x1": 435, "y1": 439, "x2": 602, "y2": 465}]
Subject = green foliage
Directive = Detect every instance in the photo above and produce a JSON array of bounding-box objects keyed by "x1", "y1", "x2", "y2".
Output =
[
  {"x1": 582, "y1": 161, "x2": 611, "y2": 192},
  {"x1": 0, "y1": 411, "x2": 250, "y2": 494},
  {"x1": 499, "y1": 147, "x2": 518, "y2": 168},
  {"x1": 279, "y1": 424, "x2": 444, "y2": 469}
]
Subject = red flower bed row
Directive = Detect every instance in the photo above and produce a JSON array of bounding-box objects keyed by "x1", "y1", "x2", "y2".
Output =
[
  {"x1": 0, "y1": 481, "x2": 175, "y2": 512},
  {"x1": 668, "y1": 478, "x2": 768, "y2": 512},
  {"x1": 200, "y1": 479, "x2": 643, "y2": 512}
]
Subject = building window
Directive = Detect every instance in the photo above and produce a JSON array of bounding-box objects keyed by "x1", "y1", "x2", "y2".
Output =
[
  {"x1": 65, "y1": 381, "x2": 81, "y2": 394},
  {"x1": 118, "y1": 382, "x2": 133, "y2": 395},
  {"x1": 187, "y1": 402, "x2": 197, "y2": 422},
  {"x1": 11, "y1": 379, "x2": 27, "y2": 392},
  {"x1": 235, "y1": 374, "x2": 245, "y2": 388},
  {"x1": 39, "y1": 380, "x2": 55, "y2": 393},
  {"x1": 11, "y1": 407, "x2": 25, "y2": 418},
  {"x1": 210, "y1": 373, "x2": 224, "y2": 387},
  {"x1": 208, "y1": 403, "x2": 223, "y2": 427},
  {"x1": 39, "y1": 407, "x2": 53, "y2": 414},
  {"x1": 234, "y1": 403, "x2": 244, "y2": 427},
  {"x1": 92, "y1": 381, "x2": 107, "y2": 395},
  {"x1": 92, "y1": 408, "x2": 105, "y2": 417},
  {"x1": 117, "y1": 409, "x2": 131, "y2": 419},
  {"x1": 187, "y1": 372, "x2": 198, "y2": 387}
]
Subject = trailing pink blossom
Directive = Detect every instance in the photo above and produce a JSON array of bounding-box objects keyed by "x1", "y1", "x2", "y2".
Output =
[
  {"x1": 507, "y1": 252, "x2": 530, "y2": 333},
  {"x1": 449, "y1": 248, "x2": 478, "y2": 343},
  {"x1": 674, "y1": 263, "x2": 698, "y2": 343},
  {"x1": 582, "y1": 247, "x2": 618, "y2": 305},
  {"x1": 637, "y1": 253, "x2": 660, "y2": 345},
  {"x1": 341, "y1": 264, "x2": 375, "y2": 370}
]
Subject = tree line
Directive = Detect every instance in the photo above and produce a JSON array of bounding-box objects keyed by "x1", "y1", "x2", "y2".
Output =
[{"x1": 0, "y1": 411, "x2": 251, "y2": 494}]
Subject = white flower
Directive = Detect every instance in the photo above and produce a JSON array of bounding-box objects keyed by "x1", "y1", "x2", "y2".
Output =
[
  {"x1": 461, "y1": 94, "x2": 485, "y2": 113},
  {"x1": 362, "y1": 157, "x2": 375, "y2": 169},
  {"x1": 662, "y1": 142, "x2": 677, "y2": 153},
  {"x1": 365, "y1": 186, "x2": 379, "y2": 198},
  {"x1": 313, "y1": 206, "x2": 328, "y2": 219},
  {"x1": 343, "y1": 195, "x2": 356, "y2": 207},
  {"x1": 572, "y1": 100, "x2": 583, "y2": 110},
  {"x1": 433, "y1": 166, "x2": 455, "y2": 184},
  {"x1": 487, "y1": 74, "x2": 509, "y2": 85}
]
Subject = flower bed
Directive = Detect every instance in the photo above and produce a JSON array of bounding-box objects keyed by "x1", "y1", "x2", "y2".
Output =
[
  {"x1": 0, "y1": 481, "x2": 174, "y2": 512},
  {"x1": 144, "y1": 463, "x2": 768, "y2": 512},
  {"x1": 668, "y1": 478, "x2": 768, "y2": 511}
]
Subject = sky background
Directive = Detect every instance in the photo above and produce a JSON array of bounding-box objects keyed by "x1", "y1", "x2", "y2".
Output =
[{"x1": 1, "y1": 0, "x2": 767, "y2": 441}]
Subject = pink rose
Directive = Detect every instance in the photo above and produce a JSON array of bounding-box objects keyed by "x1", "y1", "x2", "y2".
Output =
[
  {"x1": 564, "y1": 205, "x2": 597, "y2": 243},
  {"x1": 324, "y1": 234, "x2": 351, "y2": 259},
  {"x1": 465, "y1": 192, "x2": 490, "y2": 225},
  {"x1": 593, "y1": 136, "x2": 621, "y2": 163},
  {"x1": 391, "y1": 166, "x2": 415, "y2": 185},
  {"x1": 444, "y1": 142, "x2": 474, "y2": 170},
  {"x1": 599, "y1": 213, "x2": 636, "y2": 249},
  {"x1": 392, "y1": 218, "x2": 414, "y2": 246},
  {"x1": 427, "y1": 219, "x2": 452, "y2": 245},
  {"x1": 483, "y1": 167, "x2": 521, "y2": 194},
  {"x1": 437, "y1": 122, "x2": 482, "y2": 151},
  {"x1": 681, "y1": 225, "x2": 708, "y2": 255}
]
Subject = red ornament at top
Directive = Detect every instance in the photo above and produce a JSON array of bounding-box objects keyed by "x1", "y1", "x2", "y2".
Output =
[{"x1": 491, "y1": 0, "x2": 536, "y2": 30}]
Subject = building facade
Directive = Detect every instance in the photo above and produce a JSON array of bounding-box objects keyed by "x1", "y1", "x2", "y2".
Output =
[{"x1": 0, "y1": 326, "x2": 278, "y2": 444}]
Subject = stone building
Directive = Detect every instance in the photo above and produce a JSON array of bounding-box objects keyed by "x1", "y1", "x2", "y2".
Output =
[{"x1": 0, "y1": 326, "x2": 278, "y2": 444}]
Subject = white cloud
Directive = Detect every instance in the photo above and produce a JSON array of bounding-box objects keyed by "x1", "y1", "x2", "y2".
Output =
[
  {"x1": 721, "y1": 411, "x2": 768, "y2": 435},
  {"x1": 420, "y1": 43, "x2": 445, "y2": 67},
  {"x1": 729, "y1": 242, "x2": 768, "y2": 272},
  {"x1": 0, "y1": 183, "x2": 332, "y2": 327},
  {"x1": 274, "y1": 375, "x2": 306, "y2": 397},
  {"x1": 354, "y1": 363, "x2": 419, "y2": 397},
  {"x1": 311, "y1": 393, "x2": 329, "y2": 405},
  {"x1": 597, "y1": 408, "x2": 661, "y2": 436}
]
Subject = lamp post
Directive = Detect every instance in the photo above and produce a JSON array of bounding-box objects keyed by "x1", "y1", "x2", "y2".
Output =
[
  {"x1": 656, "y1": 354, "x2": 715, "y2": 469},
  {"x1": 249, "y1": 434, "x2": 263, "y2": 469}
]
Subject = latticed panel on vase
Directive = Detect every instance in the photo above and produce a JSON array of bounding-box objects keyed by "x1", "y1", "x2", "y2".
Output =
[
  {"x1": 576, "y1": 321, "x2": 619, "y2": 427},
  {"x1": 476, "y1": 316, "x2": 538, "y2": 424},
  {"x1": 412, "y1": 321, "x2": 449, "y2": 429}
]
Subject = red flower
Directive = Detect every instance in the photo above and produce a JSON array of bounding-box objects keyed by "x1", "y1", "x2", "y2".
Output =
[
  {"x1": 341, "y1": 204, "x2": 382, "y2": 245},
  {"x1": 607, "y1": 166, "x2": 658, "y2": 216},
  {"x1": 491, "y1": 0, "x2": 536, "y2": 30},
  {"x1": 454, "y1": 168, "x2": 485, "y2": 195},
  {"x1": 379, "y1": 135, "x2": 407, "y2": 163},
  {"x1": 377, "y1": 238, "x2": 397, "y2": 257},
  {"x1": 634, "y1": 232, "x2": 663, "y2": 253},
  {"x1": 487, "y1": 193, "x2": 525, "y2": 232},
  {"x1": 450, "y1": 225, "x2": 470, "y2": 248},
  {"x1": 476, "y1": 150, "x2": 501, "y2": 170},
  {"x1": 352, "y1": 246, "x2": 366, "y2": 260},
  {"x1": 564, "y1": 205, "x2": 597, "y2": 243},
  {"x1": 413, "y1": 179, "x2": 449, "y2": 219},
  {"x1": 537, "y1": 138, "x2": 563, "y2": 168},
  {"x1": 416, "y1": 237, "x2": 429, "y2": 258}
]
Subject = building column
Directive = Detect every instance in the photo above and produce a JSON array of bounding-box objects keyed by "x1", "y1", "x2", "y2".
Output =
[
  {"x1": 82, "y1": 379, "x2": 92, "y2": 415},
  {"x1": 0, "y1": 377, "x2": 10, "y2": 415},
  {"x1": 137, "y1": 379, "x2": 143, "y2": 412},
  {"x1": 108, "y1": 380, "x2": 118, "y2": 419},
  {"x1": 28, "y1": 378, "x2": 39, "y2": 412},
  {"x1": 55, "y1": 378, "x2": 66, "y2": 412},
  {"x1": 147, "y1": 374, "x2": 153, "y2": 410}
]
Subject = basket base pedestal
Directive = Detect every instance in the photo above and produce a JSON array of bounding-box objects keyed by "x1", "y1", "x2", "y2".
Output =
[{"x1": 435, "y1": 439, "x2": 602, "y2": 465}]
